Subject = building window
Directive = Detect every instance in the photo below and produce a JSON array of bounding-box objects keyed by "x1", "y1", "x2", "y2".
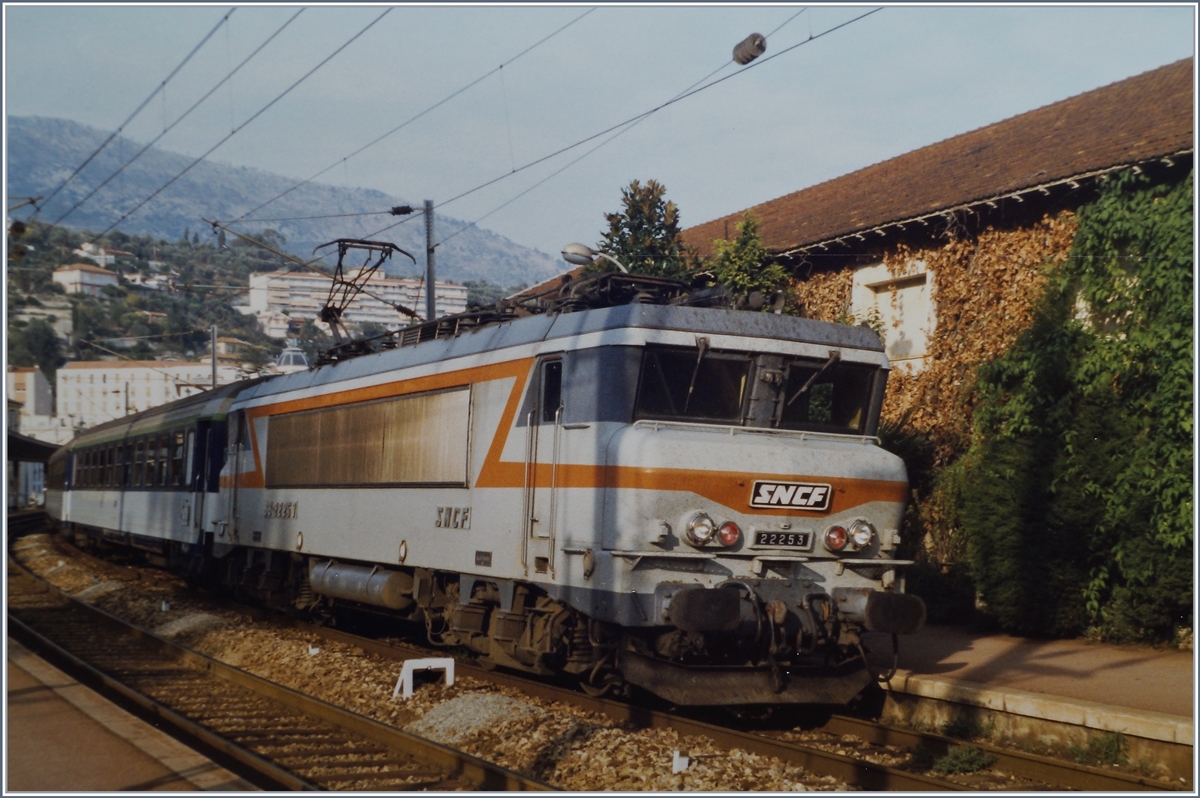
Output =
[{"x1": 850, "y1": 261, "x2": 935, "y2": 371}]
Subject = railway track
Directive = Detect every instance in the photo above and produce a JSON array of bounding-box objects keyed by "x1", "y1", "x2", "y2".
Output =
[
  {"x1": 7, "y1": 558, "x2": 549, "y2": 792},
  {"x1": 7, "y1": 508, "x2": 50, "y2": 536},
  {"x1": 301, "y1": 620, "x2": 1179, "y2": 792},
  {"x1": 11, "y1": 532, "x2": 1184, "y2": 792}
]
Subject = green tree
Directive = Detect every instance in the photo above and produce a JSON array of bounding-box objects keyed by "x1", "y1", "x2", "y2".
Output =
[
  {"x1": 955, "y1": 169, "x2": 1193, "y2": 642},
  {"x1": 594, "y1": 179, "x2": 695, "y2": 280},
  {"x1": 9, "y1": 319, "x2": 66, "y2": 382},
  {"x1": 708, "y1": 212, "x2": 788, "y2": 300},
  {"x1": 464, "y1": 279, "x2": 527, "y2": 307}
]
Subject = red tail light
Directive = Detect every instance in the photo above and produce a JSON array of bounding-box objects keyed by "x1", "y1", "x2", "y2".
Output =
[
  {"x1": 717, "y1": 521, "x2": 741, "y2": 547},
  {"x1": 824, "y1": 525, "x2": 848, "y2": 552}
]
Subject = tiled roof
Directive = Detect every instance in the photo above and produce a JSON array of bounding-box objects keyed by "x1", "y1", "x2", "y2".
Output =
[
  {"x1": 682, "y1": 58, "x2": 1193, "y2": 258},
  {"x1": 64, "y1": 360, "x2": 204, "y2": 370},
  {"x1": 55, "y1": 262, "x2": 118, "y2": 275}
]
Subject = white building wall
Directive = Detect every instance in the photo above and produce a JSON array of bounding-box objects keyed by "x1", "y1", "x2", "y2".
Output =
[
  {"x1": 248, "y1": 269, "x2": 468, "y2": 336},
  {"x1": 56, "y1": 360, "x2": 243, "y2": 430},
  {"x1": 850, "y1": 260, "x2": 936, "y2": 373}
]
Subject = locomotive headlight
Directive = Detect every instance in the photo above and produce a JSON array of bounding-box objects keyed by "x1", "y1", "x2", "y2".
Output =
[
  {"x1": 717, "y1": 521, "x2": 741, "y2": 547},
  {"x1": 849, "y1": 519, "x2": 875, "y2": 550},
  {"x1": 685, "y1": 513, "x2": 717, "y2": 547},
  {"x1": 823, "y1": 524, "x2": 849, "y2": 553}
]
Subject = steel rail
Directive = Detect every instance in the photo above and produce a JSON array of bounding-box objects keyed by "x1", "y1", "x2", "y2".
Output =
[
  {"x1": 7, "y1": 509, "x2": 51, "y2": 537},
  {"x1": 18, "y1": 535, "x2": 1181, "y2": 791},
  {"x1": 817, "y1": 715, "x2": 1177, "y2": 792},
  {"x1": 296, "y1": 621, "x2": 958, "y2": 791},
  {"x1": 7, "y1": 559, "x2": 553, "y2": 792},
  {"x1": 300, "y1": 621, "x2": 1180, "y2": 792}
]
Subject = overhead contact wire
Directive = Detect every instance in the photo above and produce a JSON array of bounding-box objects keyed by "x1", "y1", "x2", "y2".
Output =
[
  {"x1": 228, "y1": 7, "x2": 596, "y2": 225},
  {"x1": 51, "y1": 9, "x2": 305, "y2": 227},
  {"x1": 380, "y1": 7, "x2": 875, "y2": 246},
  {"x1": 32, "y1": 8, "x2": 237, "y2": 220},
  {"x1": 92, "y1": 8, "x2": 393, "y2": 241}
]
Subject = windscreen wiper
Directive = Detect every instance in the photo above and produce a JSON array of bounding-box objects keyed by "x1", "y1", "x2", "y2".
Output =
[
  {"x1": 682, "y1": 337, "x2": 710, "y2": 413},
  {"x1": 785, "y1": 350, "x2": 841, "y2": 407}
]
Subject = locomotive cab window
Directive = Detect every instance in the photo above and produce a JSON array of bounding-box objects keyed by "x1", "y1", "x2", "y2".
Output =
[
  {"x1": 541, "y1": 360, "x2": 563, "y2": 423},
  {"x1": 777, "y1": 358, "x2": 876, "y2": 434},
  {"x1": 635, "y1": 345, "x2": 750, "y2": 423}
]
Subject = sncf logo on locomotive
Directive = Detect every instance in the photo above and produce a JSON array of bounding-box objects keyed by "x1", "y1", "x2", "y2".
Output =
[{"x1": 750, "y1": 481, "x2": 833, "y2": 511}]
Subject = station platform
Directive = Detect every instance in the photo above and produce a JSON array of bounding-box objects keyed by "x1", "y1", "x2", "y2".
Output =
[
  {"x1": 6, "y1": 638, "x2": 255, "y2": 792},
  {"x1": 866, "y1": 623, "x2": 1194, "y2": 769}
]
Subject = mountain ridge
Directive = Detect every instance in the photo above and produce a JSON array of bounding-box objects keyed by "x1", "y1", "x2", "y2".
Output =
[{"x1": 7, "y1": 115, "x2": 561, "y2": 287}]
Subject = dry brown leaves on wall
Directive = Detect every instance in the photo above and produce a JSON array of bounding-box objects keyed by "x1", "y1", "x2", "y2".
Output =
[
  {"x1": 789, "y1": 265, "x2": 853, "y2": 322},
  {"x1": 880, "y1": 212, "x2": 1078, "y2": 463}
]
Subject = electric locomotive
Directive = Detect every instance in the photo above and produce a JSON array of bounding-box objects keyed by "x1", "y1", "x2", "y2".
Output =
[{"x1": 46, "y1": 272, "x2": 924, "y2": 705}]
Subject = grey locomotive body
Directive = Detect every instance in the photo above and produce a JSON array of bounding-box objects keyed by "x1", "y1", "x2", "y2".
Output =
[{"x1": 47, "y1": 299, "x2": 924, "y2": 705}]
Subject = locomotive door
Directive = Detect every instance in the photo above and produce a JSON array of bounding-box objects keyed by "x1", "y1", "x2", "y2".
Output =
[{"x1": 523, "y1": 357, "x2": 562, "y2": 577}]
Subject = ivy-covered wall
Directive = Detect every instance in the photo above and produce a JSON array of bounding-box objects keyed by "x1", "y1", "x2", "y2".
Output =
[
  {"x1": 788, "y1": 169, "x2": 1193, "y2": 642},
  {"x1": 956, "y1": 170, "x2": 1193, "y2": 642}
]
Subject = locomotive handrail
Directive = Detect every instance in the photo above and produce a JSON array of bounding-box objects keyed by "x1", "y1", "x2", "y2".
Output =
[
  {"x1": 521, "y1": 409, "x2": 535, "y2": 575},
  {"x1": 548, "y1": 405, "x2": 563, "y2": 579},
  {"x1": 836, "y1": 558, "x2": 916, "y2": 565},
  {"x1": 630, "y1": 418, "x2": 883, "y2": 444},
  {"x1": 608, "y1": 549, "x2": 717, "y2": 570}
]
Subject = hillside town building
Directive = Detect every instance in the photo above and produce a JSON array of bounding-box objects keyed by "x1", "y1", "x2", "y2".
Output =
[
  {"x1": 52, "y1": 262, "x2": 119, "y2": 296},
  {"x1": 246, "y1": 268, "x2": 468, "y2": 337},
  {"x1": 56, "y1": 360, "x2": 244, "y2": 430},
  {"x1": 73, "y1": 241, "x2": 132, "y2": 268}
]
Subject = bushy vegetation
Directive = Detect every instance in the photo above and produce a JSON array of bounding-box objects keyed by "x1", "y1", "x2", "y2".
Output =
[
  {"x1": 953, "y1": 170, "x2": 1193, "y2": 641},
  {"x1": 464, "y1": 279, "x2": 528, "y2": 307},
  {"x1": 707, "y1": 212, "x2": 789, "y2": 299},
  {"x1": 932, "y1": 745, "x2": 996, "y2": 775},
  {"x1": 7, "y1": 221, "x2": 291, "y2": 378},
  {"x1": 591, "y1": 179, "x2": 697, "y2": 280}
]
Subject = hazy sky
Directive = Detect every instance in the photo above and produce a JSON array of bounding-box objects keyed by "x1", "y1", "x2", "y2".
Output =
[{"x1": 5, "y1": 4, "x2": 1195, "y2": 261}]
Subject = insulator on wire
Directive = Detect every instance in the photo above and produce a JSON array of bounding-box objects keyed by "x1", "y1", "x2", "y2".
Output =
[{"x1": 733, "y1": 33, "x2": 766, "y2": 65}]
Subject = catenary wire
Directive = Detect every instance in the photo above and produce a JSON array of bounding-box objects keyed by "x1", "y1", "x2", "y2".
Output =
[
  {"x1": 424, "y1": 8, "x2": 816, "y2": 249},
  {"x1": 31, "y1": 9, "x2": 236, "y2": 220},
  {"x1": 436, "y1": 6, "x2": 811, "y2": 246},
  {"x1": 89, "y1": 8, "x2": 393, "y2": 242},
  {"x1": 227, "y1": 8, "x2": 596, "y2": 225},
  {"x1": 51, "y1": 9, "x2": 305, "y2": 227},
  {"x1": 371, "y1": 7, "x2": 873, "y2": 245},
  {"x1": 215, "y1": 7, "x2": 806, "y2": 233}
]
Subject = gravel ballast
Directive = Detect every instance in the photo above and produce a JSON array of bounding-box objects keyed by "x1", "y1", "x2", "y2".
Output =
[{"x1": 11, "y1": 534, "x2": 850, "y2": 791}]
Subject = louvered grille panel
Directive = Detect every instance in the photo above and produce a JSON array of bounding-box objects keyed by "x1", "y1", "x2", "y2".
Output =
[{"x1": 267, "y1": 388, "x2": 469, "y2": 487}]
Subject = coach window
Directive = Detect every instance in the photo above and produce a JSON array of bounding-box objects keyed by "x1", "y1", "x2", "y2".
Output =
[
  {"x1": 135, "y1": 439, "x2": 147, "y2": 487},
  {"x1": 150, "y1": 436, "x2": 161, "y2": 487},
  {"x1": 184, "y1": 430, "x2": 196, "y2": 488},
  {"x1": 123, "y1": 444, "x2": 134, "y2": 487},
  {"x1": 171, "y1": 431, "x2": 185, "y2": 487},
  {"x1": 542, "y1": 360, "x2": 563, "y2": 423},
  {"x1": 104, "y1": 446, "x2": 113, "y2": 487},
  {"x1": 159, "y1": 436, "x2": 170, "y2": 487}
]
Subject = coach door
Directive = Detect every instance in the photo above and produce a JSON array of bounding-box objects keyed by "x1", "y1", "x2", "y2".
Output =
[
  {"x1": 523, "y1": 357, "x2": 563, "y2": 577},
  {"x1": 217, "y1": 410, "x2": 246, "y2": 546}
]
